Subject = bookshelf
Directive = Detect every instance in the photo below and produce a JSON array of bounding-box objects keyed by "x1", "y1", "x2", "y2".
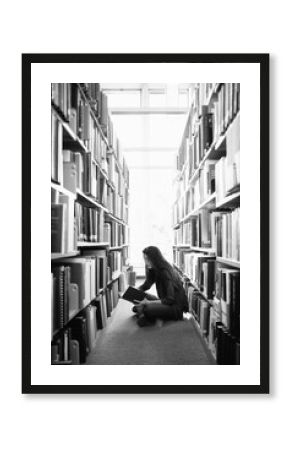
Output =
[
  {"x1": 51, "y1": 251, "x2": 80, "y2": 260},
  {"x1": 51, "y1": 83, "x2": 131, "y2": 364},
  {"x1": 173, "y1": 83, "x2": 240, "y2": 365},
  {"x1": 77, "y1": 242, "x2": 110, "y2": 248}
]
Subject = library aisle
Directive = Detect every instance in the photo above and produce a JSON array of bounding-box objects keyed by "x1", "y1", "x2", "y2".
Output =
[
  {"x1": 85, "y1": 283, "x2": 214, "y2": 365},
  {"x1": 51, "y1": 83, "x2": 240, "y2": 365}
]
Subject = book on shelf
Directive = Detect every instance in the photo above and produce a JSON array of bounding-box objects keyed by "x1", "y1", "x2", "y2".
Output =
[
  {"x1": 51, "y1": 204, "x2": 66, "y2": 254},
  {"x1": 174, "y1": 211, "x2": 214, "y2": 249},
  {"x1": 51, "y1": 83, "x2": 72, "y2": 120},
  {"x1": 201, "y1": 259, "x2": 216, "y2": 299},
  {"x1": 213, "y1": 83, "x2": 240, "y2": 141},
  {"x1": 63, "y1": 160, "x2": 77, "y2": 193},
  {"x1": 69, "y1": 339, "x2": 80, "y2": 364},
  {"x1": 215, "y1": 322, "x2": 239, "y2": 365},
  {"x1": 80, "y1": 249, "x2": 107, "y2": 291},
  {"x1": 62, "y1": 150, "x2": 84, "y2": 191},
  {"x1": 98, "y1": 292, "x2": 108, "y2": 328},
  {"x1": 51, "y1": 111, "x2": 63, "y2": 184},
  {"x1": 215, "y1": 268, "x2": 240, "y2": 339},
  {"x1": 208, "y1": 302, "x2": 221, "y2": 358},
  {"x1": 69, "y1": 316, "x2": 89, "y2": 363},
  {"x1": 225, "y1": 113, "x2": 240, "y2": 193},
  {"x1": 74, "y1": 202, "x2": 105, "y2": 243},
  {"x1": 215, "y1": 209, "x2": 240, "y2": 261},
  {"x1": 85, "y1": 305, "x2": 98, "y2": 351},
  {"x1": 199, "y1": 298, "x2": 210, "y2": 335},
  {"x1": 51, "y1": 266, "x2": 80, "y2": 334},
  {"x1": 105, "y1": 288, "x2": 113, "y2": 317}
]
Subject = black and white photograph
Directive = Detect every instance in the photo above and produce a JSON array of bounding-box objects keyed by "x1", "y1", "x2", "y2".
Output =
[
  {"x1": 22, "y1": 54, "x2": 269, "y2": 393},
  {"x1": 51, "y1": 81, "x2": 240, "y2": 366}
]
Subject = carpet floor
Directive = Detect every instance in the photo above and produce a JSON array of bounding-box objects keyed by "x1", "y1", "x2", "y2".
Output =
[{"x1": 85, "y1": 298, "x2": 215, "y2": 365}]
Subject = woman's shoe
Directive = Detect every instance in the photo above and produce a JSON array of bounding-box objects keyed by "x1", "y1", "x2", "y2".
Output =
[
  {"x1": 132, "y1": 304, "x2": 144, "y2": 315},
  {"x1": 137, "y1": 314, "x2": 150, "y2": 327}
]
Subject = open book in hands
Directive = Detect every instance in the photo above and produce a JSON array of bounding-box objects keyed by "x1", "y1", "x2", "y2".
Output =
[{"x1": 122, "y1": 286, "x2": 146, "y2": 303}]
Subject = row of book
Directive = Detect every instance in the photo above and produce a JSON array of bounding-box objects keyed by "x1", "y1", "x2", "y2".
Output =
[
  {"x1": 216, "y1": 267, "x2": 240, "y2": 339},
  {"x1": 75, "y1": 84, "x2": 131, "y2": 180},
  {"x1": 107, "y1": 153, "x2": 129, "y2": 196},
  {"x1": 51, "y1": 280, "x2": 120, "y2": 364},
  {"x1": 174, "y1": 157, "x2": 239, "y2": 230},
  {"x1": 173, "y1": 208, "x2": 240, "y2": 260},
  {"x1": 51, "y1": 192, "x2": 76, "y2": 253},
  {"x1": 52, "y1": 83, "x2": 107, "y2": 162},
  {"x1": 174, "y1": 210, "x2": 213, "y2": 248},
  {"x1": 182, "y1": 254, "x2": 216, "y2": 298},
  {"x1": 107, "y1": 251, "x2": 123, "y2": 281},
  {"x1": 183, "y1": 272, "x2": 240, "y2": 364},
  {"x1": 107, "y1": 188, "x2": 126, "y2": 220},
  {"x1": 215, "y1": 117, "x2": 240, "y2": 201},
  {"x1": 51, "y1": 253, "x2": 107, "y2": 332},
  {"x1": 174, "y1": 211, "x2": 210, "y2": 248},
  {"x1": 177, "y1": 105, "x2": 214, "y2": 173},
  {"x1": 174, "y1": 253, "x2": 240, "y2": 338},
  {"x1": 51, "y1": 83, "x2": 72, "y2": 121},
  {"x1": 176, "y1": 84, "x2": 240, "y2": 179},
  {"x1": 52, "y1": 199, "x2": 130, "y2": 252},
  {"x1": 74, "y1": 203, "x2": 105, "y2": 243},
  {"x1": 212, "y1": 83, "x2": 240, "y2": 142},
  {"x1": 78, "y1": 83, "x2": 109, "y2": 135},
  {"x1": 54, "y1": 141, "x2": 129, "y2": 203},
  {"x1": 173, "y1": 120, "x2": 240, "y2": 226},
  {"x1": 173, "y1": 162, "x2": 216, "y2": 224},
  {"x1": 104, "y1": 221, "x2": 127, "y2": 247},
  {"x1": 191, "y1": 83, "x2": 240, "y2": 145},
  {"x1": 51, "y1": 266, "x2": 135, "y2": 364},
  {"x1": 52, "y1": 90, "x2": 130, "y2": 193},
  {"x1": 192, "y1": 83, "x2": 216, "y2": 116},
  {"x1": 179, "y1": 256, "x2": 240, "y2": 337},
  {"x1": 61, "y1": 150, "x2": 129, "y2": 222},
  {"x1": 215, "y1": 208, "x2": 240, "y2": 261}
]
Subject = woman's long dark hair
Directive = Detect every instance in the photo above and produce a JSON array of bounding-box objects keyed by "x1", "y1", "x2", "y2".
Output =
[{"x1": 142, "y1": 246, "x2": 181, "y2": 286}]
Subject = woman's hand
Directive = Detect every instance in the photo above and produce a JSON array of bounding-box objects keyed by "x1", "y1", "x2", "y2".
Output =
[{"x1": 139, "y1": 298, "x2": 150, "y2": 305}]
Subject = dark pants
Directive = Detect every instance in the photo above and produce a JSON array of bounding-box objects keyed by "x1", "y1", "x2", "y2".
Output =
[{"x1": 142, "y1": 300, "x2": 183, "y2": 322}]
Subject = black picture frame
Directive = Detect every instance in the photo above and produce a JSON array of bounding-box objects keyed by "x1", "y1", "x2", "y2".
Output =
[{"x1": 22, "y1": 53, "x2": 269, "y2": 394}]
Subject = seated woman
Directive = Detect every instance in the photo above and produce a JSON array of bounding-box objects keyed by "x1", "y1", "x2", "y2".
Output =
[{"x1": 133, "y1": 246, "x2": 189, "y2": 327}]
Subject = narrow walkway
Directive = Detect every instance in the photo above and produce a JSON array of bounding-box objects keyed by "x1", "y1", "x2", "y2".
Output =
[{"x1": 86, "y1": 298, "x2": 215, "y2": 365}]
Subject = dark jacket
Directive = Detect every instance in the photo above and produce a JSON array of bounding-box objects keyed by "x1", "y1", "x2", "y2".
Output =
[{"x1": 138, "y1": 266, "x2": 189, "y2": 312}]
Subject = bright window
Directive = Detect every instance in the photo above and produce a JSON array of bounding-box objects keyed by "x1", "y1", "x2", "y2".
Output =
[
  {"x1": 127, "y1": 158, "x2": 175, "y2": 275},
  {"x1": 104, "y1": 90, "x2": 141, "y2": 108},
  {"x1": 149, "y1": 90, "x2": 166, "y2": 107},
  {"x1": 178, "y1": 89, "x2": 189, "y2": 107}
]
